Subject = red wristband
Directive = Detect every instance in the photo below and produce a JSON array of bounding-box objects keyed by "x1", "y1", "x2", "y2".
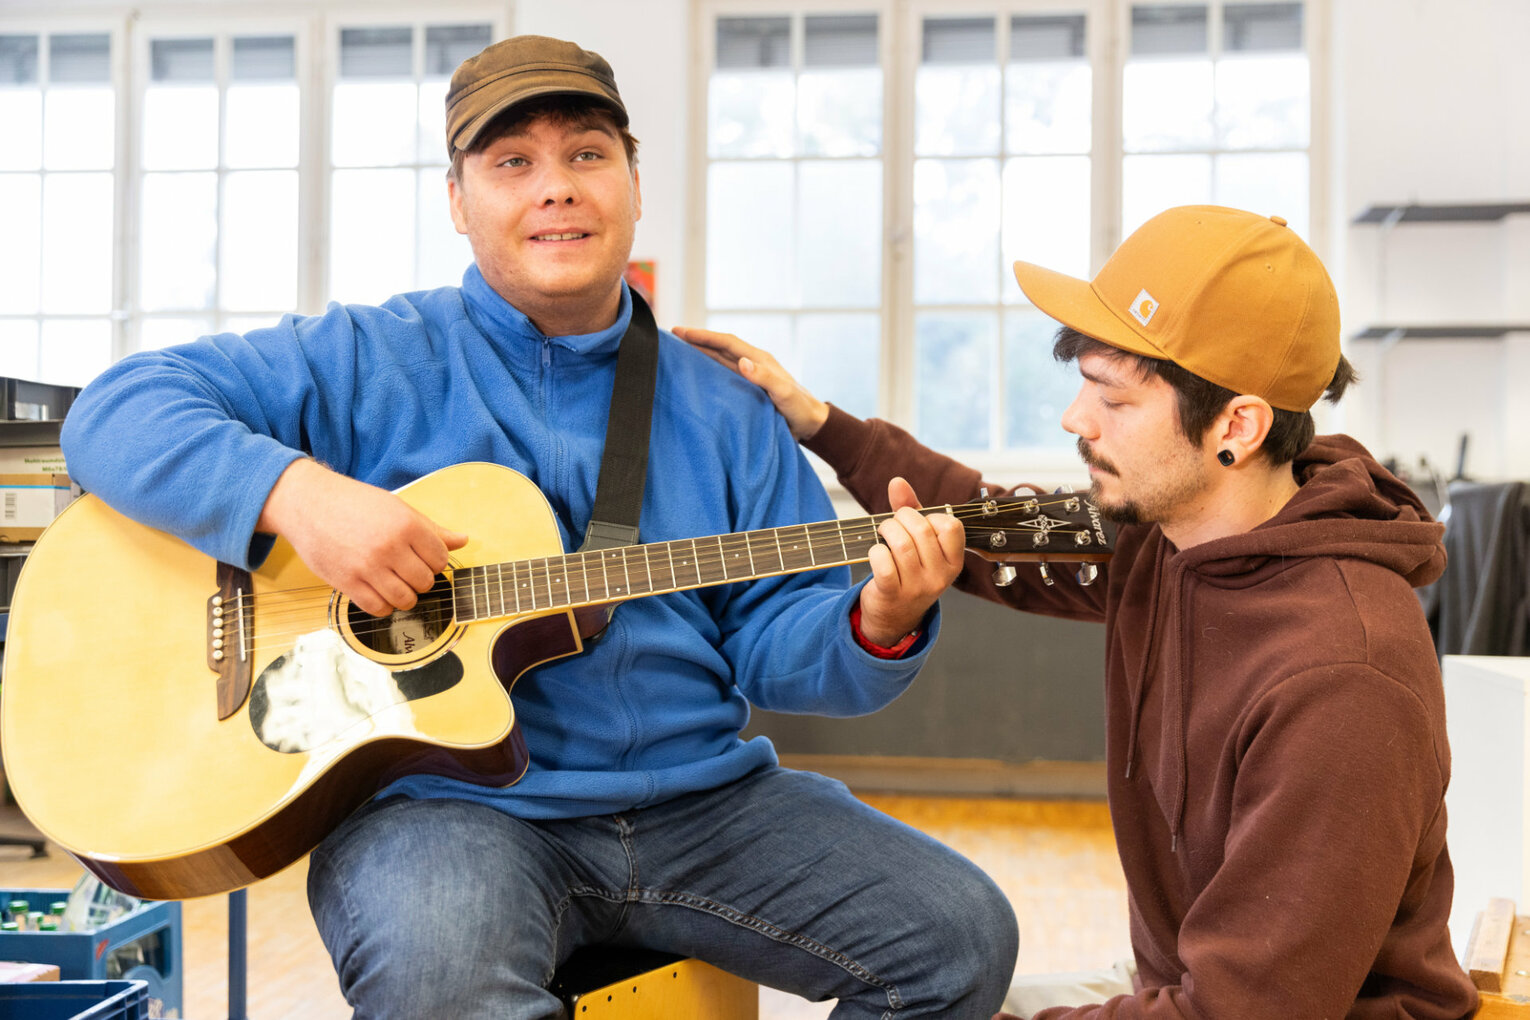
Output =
[{"x1": 849, "y1": 603, "x2": 921, "y2": 659}]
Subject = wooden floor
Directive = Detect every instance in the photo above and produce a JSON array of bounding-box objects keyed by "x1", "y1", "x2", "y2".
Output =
[{"x1": 0, "y1": 795, "x2": 1128, "y2": 1019}]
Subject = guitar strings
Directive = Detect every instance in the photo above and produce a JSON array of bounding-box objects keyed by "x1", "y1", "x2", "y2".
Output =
[{"x1": 217, "y1": 497, "x2": 1105, "y2": 644}]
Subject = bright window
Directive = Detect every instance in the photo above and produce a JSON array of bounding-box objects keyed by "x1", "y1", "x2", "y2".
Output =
[
  {"x1": 698, "y1": 0, "x2": 1316, "y2": 466},
  {"x1": 703, "y1": 13, "x2": 885, "y2": 421},
  {"x1": 137, "y1": 32, "x2": 303, "y2": 350},
  {"x1": 328, "y1": 23, "x2": 487, "y2": 305},
  {"x1": 0, "y1": 11, "x2": 499, "y2": 385},
  {"x1": 0, "y1": 31, "x2": 116, "y2": 386}
]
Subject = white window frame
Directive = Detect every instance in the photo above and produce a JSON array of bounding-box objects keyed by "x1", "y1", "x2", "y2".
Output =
[{"x1": 690, "y1": 0, "x2": 1329, "y2": 480}]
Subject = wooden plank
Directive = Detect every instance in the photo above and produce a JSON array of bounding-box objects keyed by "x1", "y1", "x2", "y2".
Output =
[
  {"x1": 1506, "y1": 913, "x2": 1530, "y2": 997},
  {"x1": 1473, "y1": 993, "x2": 1530, "y2": 1020},
  {"x1": 1468, "y1": 899, "x2": 1517, "y2": 993}
]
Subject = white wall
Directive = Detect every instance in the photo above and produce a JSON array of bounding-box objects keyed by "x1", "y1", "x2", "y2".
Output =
[{"x1": 1331, "y1": 0, "x2": 1530, "y2": 481}]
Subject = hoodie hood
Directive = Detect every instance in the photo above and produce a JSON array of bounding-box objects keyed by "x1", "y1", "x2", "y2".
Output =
[{"x1": 1177, "y1": 433, "x2": 1445, "y2": 588}]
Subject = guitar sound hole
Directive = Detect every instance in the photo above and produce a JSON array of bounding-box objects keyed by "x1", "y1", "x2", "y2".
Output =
[{"x1": 348, "y1": 573, "x2": 455, "y2": 657}]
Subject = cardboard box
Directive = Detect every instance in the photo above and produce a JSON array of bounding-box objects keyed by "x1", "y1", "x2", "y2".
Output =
[
  {"x1": 0, "y1": 474, "x2": 74, "y2": 542},
  {"x1": 0, "y1": 447, "x2": 67, "y2": 476}
]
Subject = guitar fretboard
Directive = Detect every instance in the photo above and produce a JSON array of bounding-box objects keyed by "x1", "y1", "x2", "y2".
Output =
[{"x1": 449, "y1": 516, "x2": 891, "y2": 622}]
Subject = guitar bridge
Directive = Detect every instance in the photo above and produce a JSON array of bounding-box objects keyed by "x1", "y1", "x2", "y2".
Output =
[{"x1": 209, "y1": 562, "x2": 254, "y2": 720}]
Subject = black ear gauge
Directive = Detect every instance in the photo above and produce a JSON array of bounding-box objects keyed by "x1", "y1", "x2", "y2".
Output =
[{"x1": 1217, "y1": 450, "x2": 1235, "y2": 467}]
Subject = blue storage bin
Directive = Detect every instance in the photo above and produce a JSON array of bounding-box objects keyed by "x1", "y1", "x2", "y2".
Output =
[
  {"x1": 0, "y1": 888, "x2": 180, "y2": 1019},
  {"x1": 0, "y1": 980, "x2": 148, "y2": 1020}
]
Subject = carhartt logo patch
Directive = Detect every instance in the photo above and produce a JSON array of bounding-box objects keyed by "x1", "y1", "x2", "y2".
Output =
[{"x1": 1130, "y1": 289, "x2": 1159, "y2": 326}]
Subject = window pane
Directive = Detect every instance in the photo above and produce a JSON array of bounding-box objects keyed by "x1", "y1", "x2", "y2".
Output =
[
  {"x1": 139, "y1": 171, "x2": 217, "y2": 312},
  {"x1": 916, "y1": 311, "x2": 996, "y2": 448},
  {"x1": 223, "y1": 171, "x2": 299, "y2": 311},
  {"x1": 151, "y1": 37, "x2": 213, "y2": 82},
  {"x1": 804, "y1": 15, "x2": 877, "y2": 67},
  {"x1": 1122, "y1": 153, "x2": 1212, "y2": 236},
  {"x1": 0, "y1": 176, "x2": 41, "y2": 313},
  {"x1": 705, "y1": 314, "x2": 793, "y2": 368},
  {"x1": 798, "y1": 68, "x2": 880, "y2": 158},
  {"x1": 223, "y1": 314, "x2": 280, "y2": 335},
  {"x1": 1224, "y1": 2, "x2": 1303, "y2": 52},
  {"x1": 233, "y1": 35, "x2": 296, "y2": 80},
  {"x1": 140, "y1": 316, "x2": 213, "y2": 351},
  {"x1": 42, "y1": 173, "x2": 113, "y2": 314},
  {"x1": 39, "y1": 318, "x2": 111, "y2": 386},
  {"x1": 716, "y1": 17, "x2": 789, "y2": 70},
  {"x1": 1006, "y1": 59, "x2": 1091, "y2": 155},
  {"x1": 1004, "y1": 156, "x2": 1091, "y2": 292},
  {"x1": 1012, "y1": 14, "x2": 1085, "y2": 60},
  {"x1": 0, "y1": 321, "x2": 39, "y2": 381},
  {"x1": 226, "y1": 83, "x2": 300, "y2": 168},
  {"x1": 49, "y1": 34, "x2": 110, "y2": 84},
  {"x1": 330, "y1": 168, "x2": 416, "y2": 303},
  {"x1": 424, "y1": 25, "x2": 492, "y2": 78},
  {"x1": 418, "y1": 79, "x2": 449, "y2": 166},
  {"x1": 708, "y1": 70, "x2": 794, "y2": 159},
  {"x1": 1131, "y1": 5, "x2": 1208, "y2": 56},
  {"x1": 1215, "y1": 53, "x2": 1308, "y2": 148},
  {"x1": 340, "y1": 27, "x2": 412, "y2": 78},
  {"x1": 799, "y1": 160, "x2": 880, "y2": 307},
  {"x1": 1213, "y1": 151, "x2": 1308, "y2": 237},
  {"x1": 916, "y1": 64, "x2": 1000, "y2": 156},
  {"x1": 706, "y1": 162, "x2": 793, "y2": 309},
  {"x1": 43, "y1": 87, "x2": 114, "y2": 170},
  {"x1": 0, "y1": 35, "x2": 40, "y2": 84},
  {"x1": 923, "y1": 18, "x2": 995, "y2": 63},
  {"x1": 333, "y1": 82, "x2": 419, "y2": 166},
  {"x1": 799, "y1": 313, "x2": 879, "y2": 421},
  {"x1": 1122, "y1": 59, "x2": 1213, "y2": 151},
  {"x1": 914, "y1": 159, "x2": 1000, "y2": 304},
  {"x1": 0, "y1": 90, "x2": 41, "y2": 170},
  {"x1": 143, "y1": 85, "x2": 219, "y2": 169},
  {"x1": 1004, "y1": 309, "x2": 1076, "y2": 447},
  {"x1": 417, "y1": 168, "x2": 471, "y2": 288}
]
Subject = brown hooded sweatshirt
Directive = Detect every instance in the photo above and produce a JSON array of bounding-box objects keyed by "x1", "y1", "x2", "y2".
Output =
[{"x1": 806, "y1": 406, "x2": 1477, "y2": 1020}]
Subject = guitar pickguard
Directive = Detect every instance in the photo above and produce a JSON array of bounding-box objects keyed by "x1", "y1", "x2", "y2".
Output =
[{"x1": 248, "y1": 628, "x2": 464, "y2": 754}]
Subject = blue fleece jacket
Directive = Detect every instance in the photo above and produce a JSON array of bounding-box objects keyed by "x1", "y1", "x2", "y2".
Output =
[{"x1": 60, "y1": 267, "x2": 938, "y2": 818}]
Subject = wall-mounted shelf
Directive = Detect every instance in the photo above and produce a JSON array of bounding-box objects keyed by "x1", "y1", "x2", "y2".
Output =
[
  {"x1": 1353, "y1": 202, "x2": 1530, "y2": 224},
  {"x1": 1353, "y1": 325, "x2": 1530, "y2": 341}
]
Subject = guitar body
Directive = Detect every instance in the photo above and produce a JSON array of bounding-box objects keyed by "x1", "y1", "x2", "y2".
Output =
[{"x1": 1, "y1": 462, "x2": 593, "y2": 900}]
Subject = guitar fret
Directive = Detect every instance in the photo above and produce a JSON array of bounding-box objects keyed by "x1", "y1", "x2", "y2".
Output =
[
  {"x1": 780, "y1": 524, "x2": 816, "y2": 572},
  {"x1": 571, "y1": 552, "x2": 590, "y2": 606},
  {"x1": 664, "y1": 542, "x2": 678, "y2": 593}
]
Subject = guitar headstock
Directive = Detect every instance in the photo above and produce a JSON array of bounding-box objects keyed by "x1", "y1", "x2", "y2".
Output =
[{"x1": 957, "y1": 491, "x2": 1115, "y2": 563}]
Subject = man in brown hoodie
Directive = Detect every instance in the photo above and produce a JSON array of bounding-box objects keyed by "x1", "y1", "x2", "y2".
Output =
[{"x1": 677, "y1": 205, "x2": 1478, "y2": 1019}]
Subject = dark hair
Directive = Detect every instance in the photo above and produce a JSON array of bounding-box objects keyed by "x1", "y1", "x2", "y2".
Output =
[
  {"x1": 1051, "y1": 325, "x2": 1358, "y2": 465},
  {"x1": 448, "y1": 94, "x2": 640, "y2": 183}
]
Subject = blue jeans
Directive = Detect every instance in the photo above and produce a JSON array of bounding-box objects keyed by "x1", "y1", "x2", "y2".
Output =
[{"x1": 307, "y1": 766, "x2": 1018, "y2": 1019}]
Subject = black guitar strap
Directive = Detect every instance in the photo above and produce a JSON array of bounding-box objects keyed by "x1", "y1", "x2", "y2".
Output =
[{"x1": 578, "y1": 289, "x2": 659, "y2": 553}]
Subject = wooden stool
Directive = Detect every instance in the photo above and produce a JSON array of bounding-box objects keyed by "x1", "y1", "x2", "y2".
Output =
[
  {"x1": 1465, "y1": 898, "x2": 1530, "y2": 1018},
  {"x1": 550, "y1": 947, "x2": 759, "y2": 1019}
]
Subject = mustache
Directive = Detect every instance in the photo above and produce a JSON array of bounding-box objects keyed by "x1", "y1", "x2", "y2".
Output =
[{"x1": 1077, "y1": 438, "x2": 1118, "y2": 475}]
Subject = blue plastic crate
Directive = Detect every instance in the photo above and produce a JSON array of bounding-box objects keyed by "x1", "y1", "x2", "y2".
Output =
[
  {"x1": 0, "y1": 980, "x2": 148, "y2": 1020},
  {"x1": 0, "y1": 889, "x2": 180, "y2": 1018}
]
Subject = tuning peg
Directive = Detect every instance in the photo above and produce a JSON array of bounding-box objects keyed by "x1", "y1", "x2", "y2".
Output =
[
  {"x1": 992, "y1": 564, "x2": 1017, "y2": 587},
  {"x1": 1076, "y1": 563, "x2": 1099, "y2": 587},
  {"x1": 1038, "y1": 562, "x2": 1055, "y2": 587}
]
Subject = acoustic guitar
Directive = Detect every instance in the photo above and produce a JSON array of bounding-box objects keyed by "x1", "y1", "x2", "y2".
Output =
[{"x1": 0, "y1": 461, "x2": 1112, "y2": 900}]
